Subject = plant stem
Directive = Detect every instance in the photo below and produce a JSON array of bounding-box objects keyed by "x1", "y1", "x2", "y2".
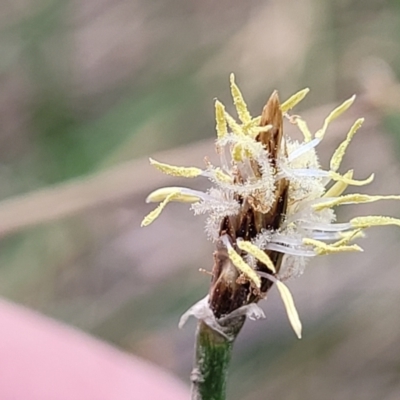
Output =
[{"x1": 190, "y1": 319, "x2": 244, "y2": 400}]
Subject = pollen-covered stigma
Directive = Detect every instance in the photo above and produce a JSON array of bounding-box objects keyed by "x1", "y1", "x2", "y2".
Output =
[{"x1": 142, "y1": 74, "x2": 400, "y2": 339}]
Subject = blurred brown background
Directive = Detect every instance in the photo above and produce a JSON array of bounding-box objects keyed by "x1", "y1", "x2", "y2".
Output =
[{"x1": 1, "y1": 0, "x2": 400, "y2": 399}]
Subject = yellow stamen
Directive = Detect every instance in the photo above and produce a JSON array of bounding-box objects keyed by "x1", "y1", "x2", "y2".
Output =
[
  {"x1": 330, "y1": 118, "x2": 364, "y2": 172},
  {"x1": 313, "y1": 193, "x2": 400, "y2": 211},
  {"x1": 280, "y1": 88, "x2": 310, "y2": 113},
  {"x1": 276, "y1": 281, "x2": 302, "y2": 339},
  {"x1": 141, "y1": 192, "x2": 180, "y2": 227},
  {"x1": 350, "y1": 216, "x2": 400, "y2": 229},
  {"x1": 237, "y1": 241, "x2": 276, "y2": 273},
  {"x1": 329, "y1": 171, "x2": 374, "y2": 186},
  {"x1": 224, "y1": 111, "x2": 244, "y2": 136},
  {"x1": 248, "y1": 116, "x2": 262, "y2": 127},
  {"x1": 149, "y1": 158, "x2": 202, "y2": 178},
  {"x1": 230, "y1": 73, "x2": 252, "y2": 124},
  {"x1": 215, "y1": 100, "x2": 228, "y2": 139},
  {"x1": 226, "y1": 247, "x2": 261, "y2": 288},
  {"x1": 250, "y1": 124, "x2": 273, "y2": 134},
  {"x1": 213, "y1": 168, "x2": 233, "y2": 183},
  {"x1": 315, "y1": 95, "x2": 356, "y2": 140},
  {"x1": 146, "y1": 187, "x2": 201, "y2": 203},
  {"x1": 232, "y1": 143, "x2": 245, "y2": 162},
  {"x1": 323, "y1": 170, "x2": 353, "y2": 197},
  {"x1": 332, "y1": 229, "x2": 364, "y2": 247},
  {"x1": 293, "y1": 116, "x2": 312, "y2": 142},
  {"x1": 303, "y1": 238, "x2": 363, "y2": 255}
]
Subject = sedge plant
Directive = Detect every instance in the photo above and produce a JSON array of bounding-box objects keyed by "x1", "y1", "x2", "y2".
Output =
[{"x1": 142, "y1": 74, "x2": 400, "y2": 400}]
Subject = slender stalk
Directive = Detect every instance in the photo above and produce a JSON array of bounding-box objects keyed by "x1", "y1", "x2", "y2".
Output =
[{"x1": 190, "y1": 319, "x2": 244, "y2": 400}]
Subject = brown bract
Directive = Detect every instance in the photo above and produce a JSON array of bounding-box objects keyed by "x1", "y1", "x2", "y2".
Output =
[{"x1": 209, "y1": 92, "x2": 289, "y2": 319}]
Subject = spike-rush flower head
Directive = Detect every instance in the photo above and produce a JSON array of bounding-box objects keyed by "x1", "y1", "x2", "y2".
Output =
[{"x1": 142, "y1": 74, "x2": 400, "y2": 339}]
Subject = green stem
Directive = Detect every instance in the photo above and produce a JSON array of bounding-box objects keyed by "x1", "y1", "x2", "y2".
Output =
[{"x1": 190, "y1": 320, "x2": 244, "y2": 400}]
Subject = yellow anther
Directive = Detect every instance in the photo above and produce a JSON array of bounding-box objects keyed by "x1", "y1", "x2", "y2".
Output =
[
  {"x1": 250, "y1": 124, "x2": 273, "y2": 135},
  {"x1": 232, "y1": 143, "x2": 244, "y2": 162},
  {"x1": 293, "y1": 116, "x2": 312, "y2": 142},
  {"x1": 330, "y1": 118, "x2": 364, "y2": 172},
  {"x1": 249, "y1": 116, "x2": 262, "y2": 127},
  {"x1": 227, "y1": 247, "x2": 261, "y2": 288},
  {"x1": 323, "y1": 170, "x2": 353, "y2": 197},
  {"x1": 350, "y1": 216, "x2": 400, "y2": 229},
  {"x1": 303, "y1": 238, "x2": 363, "y2": 255},
  {"x1": 242, "y1": 119, "x2": 264, "y2": 137},
  {"x1": 313, "y1": 193, "x2": 400, "y2": 212},
  {"x1": 213, "y1": 168, "x2": 233, "y2": 183},
  {"x1": 329, "y1": 171, "x2": 374, "y2": 186},
  {"x1": 237, "y1": 240, "x2": 276, "y2": 273},
  {"x1": 315, "y1": 95, "x2": 356, "y2": 140},
  {"x1": 276, "y1": 281, "x2": 302, "y2": 339},
  {"x1": 215, "y1": 100, "x2": 228, "y2": 139},
  {"x1": 146, "y1": 187, "x2": 201, "y2": 203},
  {"x1": 141, "y1": 192, "x2": 180, "y2": 227},
  {"x1": 332, "y1": 229, "x2": 364, "y2": 247},
  {"x1": 230, "y1": 73, "x2": 252, "y2": 124},
  {"x1": 224, "y1": 111, "x2": 244, "y2": 136},
  {"x1": 149, "y1": 158, "x2": 202, "y2": 178},
  {"x1": 280, "y1": 88, "x2": 310, "y2": 113}
]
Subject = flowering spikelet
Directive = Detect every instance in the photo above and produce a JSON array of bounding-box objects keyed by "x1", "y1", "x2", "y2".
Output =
[{"x1": 142, "y1": 74, "x2": 400, "y2": 339}]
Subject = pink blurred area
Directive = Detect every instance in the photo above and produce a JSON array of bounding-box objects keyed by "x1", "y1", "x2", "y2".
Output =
[{"x1": 0, "y1": 299, "x2": 189, "y2": 400}]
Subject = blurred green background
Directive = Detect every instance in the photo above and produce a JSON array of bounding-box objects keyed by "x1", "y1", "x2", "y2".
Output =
[{"x1": 1, "y1": 0, "x2": 400, "y2": 399}]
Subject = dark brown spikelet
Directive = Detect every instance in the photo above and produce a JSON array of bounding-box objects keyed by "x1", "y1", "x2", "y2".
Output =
[{"x1": 209, "y1": 92, "x2": 289, "y2": 319}]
